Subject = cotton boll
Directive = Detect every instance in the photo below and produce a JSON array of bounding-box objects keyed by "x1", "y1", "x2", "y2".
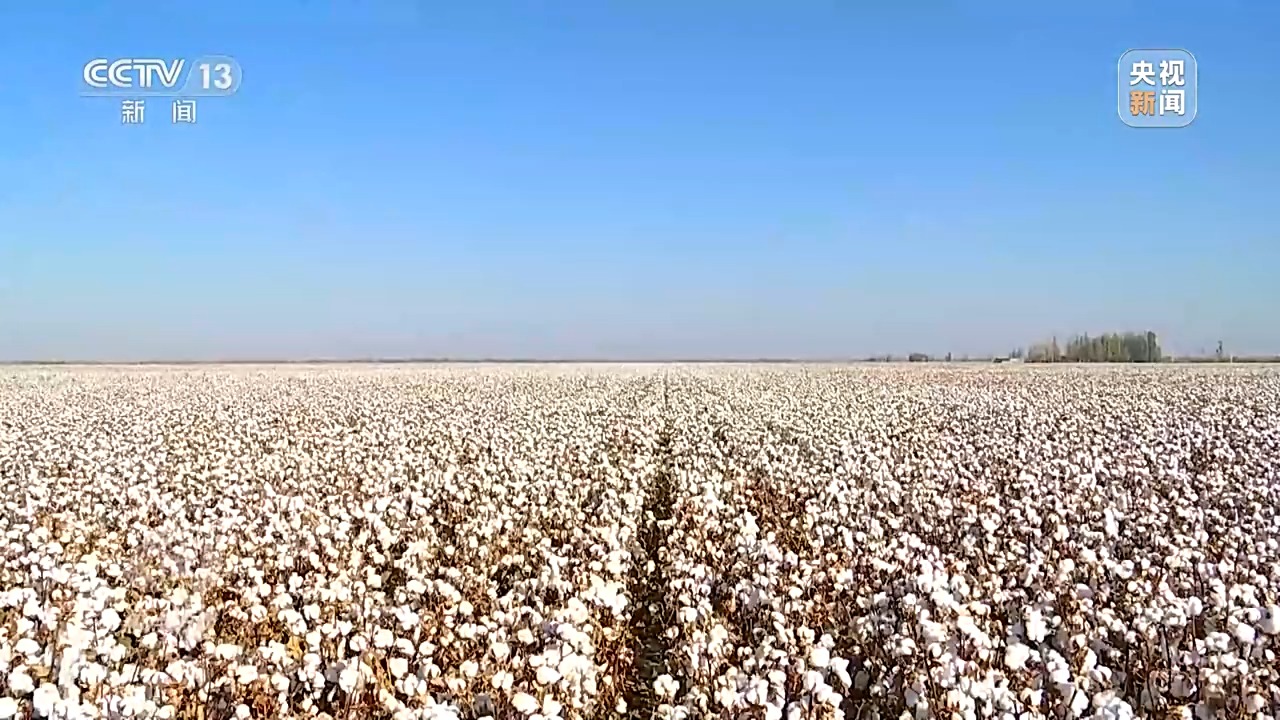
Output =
[
  {"x1": 32, "y1": 684, "x2": 59, "y2": 718},
  {"x1": 492, "y1": 671, "x2": 514, "y2": 691},
  {"x1": 1231, "y1": 621, "x2": 1256, "y2": 646},
  {"x1": 235, "y1": 664, "x2": 259, "y2": 684},
  {"x1": 9, "y1": 667, "x2": 35, "y2": 695},
  {"x1": 511, "y1": 692, "x2": 540, "y2": 715},
  {"x1": 536, "y1": 665, "x2": 561, "y2": 687},
  {"x1": 654, "y1": 674, "x2": 679, "y2": 700},
  {"x1": 1025, "y1": 609, "x2": 1049, "y2": 644},
  {"x1": 1259, "y1": 606, "x2": 1280, "y2": 635},
  {"x1": 215, "y1": 643, "x2": 242, "y2": 661},
  {"x1": 337, "y1": 663, "x2": 360, "y2": 694},
  {"x1": 389, "y1": 657, "x2": 409, "y2": 679},
  {"x1": 1005, "y1": 643, "x2": 1032, "y2": 671}
]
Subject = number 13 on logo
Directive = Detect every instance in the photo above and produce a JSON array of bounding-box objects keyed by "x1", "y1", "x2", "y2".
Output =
[
  {"x1": 184, "y1": 55, "x2": 241, "y2": 96},
  {"x1": 198, "y1": 62, "x2": 234, "y2": 91}
]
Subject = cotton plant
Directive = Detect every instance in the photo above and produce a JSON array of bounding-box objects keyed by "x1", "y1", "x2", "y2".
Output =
[{"x1": 0, "y1": 364, "x2": 1278, "y2": 719}]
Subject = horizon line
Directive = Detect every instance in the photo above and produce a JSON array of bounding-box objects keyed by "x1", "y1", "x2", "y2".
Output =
[{"x1": 4, "y1": 355, "x2": 1278, "y2": 366}]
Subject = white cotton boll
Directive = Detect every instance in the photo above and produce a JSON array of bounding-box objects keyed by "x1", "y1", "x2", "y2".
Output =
[
  {"x1": 338, "y1": 664, "x2": 360, "y2": 694},
  {"x1": 715, "y1": 686, "x2": 739, "y2": 709},
  {"x1": 215, "y1": 643, "x2": 242, "y2": 660},
  {"x1": 542, "y1": 697, "x2": 563, "y2": 718},
  {"x1": 9, "y1": 668, "x2": 35, "y2": 695},
  {"x1": 1025, "y1": 609, "x2": 1049, "y2": 644},
  {"x1": 894, "y1": 637, "x2": 916, "y2": 657},
  {"x1": 389, "y1": 657, "x2": 408, "y2": 679},
  {"x1": 654, "y1": 674, "x2": 679, "y2": 700},
  {"x1": 1081, "y1": 649, "x2": 1098, "y2": 674},
  {"x1": 1259, "y1": 606, "x2": 1280, "y2": 635},
  {"x1": 1069, "y1": 689, "x2": 1089, "y2": 717},
  {"x1": 1232, "y1": 622, "x2": 1256, "y2": 646},
  {"x1": 461, "y1": 660, "x2": 479, "y2": 678},
  {"x1": 564, "y1": 599, "x2": 590, "y2": 626},
  {"x1": 803, "y1": 670, "x2": 824, "y2": 693},
  {"x1": 1005, "y1": 643, "x2": 1031, "y2": 671},
  {"x1": 1186, "y1": 597, "x2": 1204, "y2": 617},
  {"x1": 236, "y1": 664, "x2": 259, "y2": 684},
  {"x1": 1205, "y1": 632, "x2": 1230, "y2": 653},
  {"x1": 808, "y1": 646, "x2": 830, "y2": 669},
  {"x1": 816, "y1": 686, "x2": 841, "y2": 708},
  {"x1": 536, "y1": 666, "x2": 561, "y2": 686},
  {"x1": 511, "y1": 692, "x2": 540, "y2": 715},
  {"x1": 829, "y1": 657, "x2": 852, "y2": 688},
  {"x1": 374, "y1": 628, "x2": 395, "y2": 649},
  {"x1": 235, "y1": 705, "x2": 251, "y2": 720},
  {"x1": 0, "y1": 698, "x2": 17, "y2": 720},
  {"x1": 99, "y1": 609, "x2": 121, "y2": 632},
  {"x1": 79, "y1": 662, "x2": 108, "y2": 688},
  {"x1": 32, "y1": 684, "x2": 59, "y2": 718},
  {"x1": 492, "y1": 671, "x2": 514, "y2": 691}
]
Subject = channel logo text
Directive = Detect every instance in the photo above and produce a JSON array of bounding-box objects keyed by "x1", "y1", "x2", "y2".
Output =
[{"x1": 81, "y1": 56, "x2": 242, "y2": 97}]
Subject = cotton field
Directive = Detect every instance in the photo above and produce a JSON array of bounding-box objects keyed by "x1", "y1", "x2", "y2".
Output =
[{"x1": 1, "y1": 364, "x2": 1279, "y2": 720}]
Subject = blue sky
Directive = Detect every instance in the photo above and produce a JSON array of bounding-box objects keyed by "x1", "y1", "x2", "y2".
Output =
[{"x1": 1, "y1": 1, "x2": 1276, "y2": 360}]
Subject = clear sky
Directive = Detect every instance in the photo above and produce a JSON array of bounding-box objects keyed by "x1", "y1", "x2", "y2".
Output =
[{"x1": 1, "y1": 1, "x2": 1277, "y2": 361}]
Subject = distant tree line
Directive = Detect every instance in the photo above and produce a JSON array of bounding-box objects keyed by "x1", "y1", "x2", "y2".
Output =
[
  {"x1": 1022, "y1": 331, "x2": 1163, "y2": 363},
  {"x1": 858, "y1": 331, "x2": 1279, "y2": 364}
]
